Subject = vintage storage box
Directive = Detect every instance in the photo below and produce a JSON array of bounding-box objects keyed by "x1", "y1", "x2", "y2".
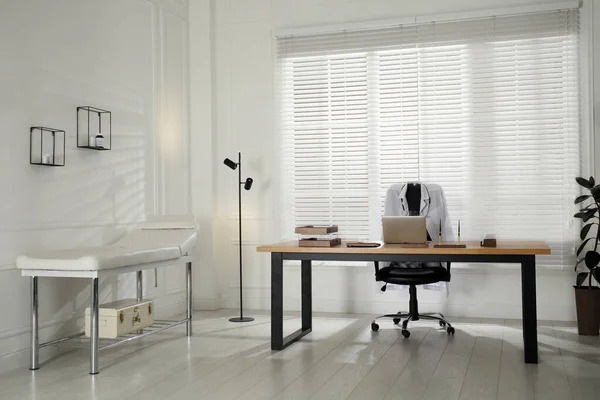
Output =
[{"x1": 85, "y1": 298, "x2": 154, "y2": 339}]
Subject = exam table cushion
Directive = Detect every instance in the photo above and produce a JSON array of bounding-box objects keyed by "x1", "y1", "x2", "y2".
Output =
[
  {"x1": 17, "y1": 224, "x2": 198, "y2": 272},
  {"x1": 376, "y1": 264, "x2": 448, "y2": 285}
]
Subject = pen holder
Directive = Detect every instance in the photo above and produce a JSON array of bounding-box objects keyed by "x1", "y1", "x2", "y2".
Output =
[{"x1": 480, "y1": 238, "x2": 497, "y2": 247}]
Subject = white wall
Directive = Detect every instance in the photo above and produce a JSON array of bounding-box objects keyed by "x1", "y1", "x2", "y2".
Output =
[
  {"x1": 190, "y1": 0, "x2": 598, "y2": 322},
  {"x1": 0, "y1": 0, "x2": 190, "y2": 373}
]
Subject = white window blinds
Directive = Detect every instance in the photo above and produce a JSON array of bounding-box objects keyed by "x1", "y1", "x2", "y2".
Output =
[{"x1": 277, "y1": 10, "x2": 580, "y2": 269}]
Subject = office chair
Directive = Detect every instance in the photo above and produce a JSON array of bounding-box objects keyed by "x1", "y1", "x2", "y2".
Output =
[
  {"x1": 371, "y1": 182, "x2": 455, "y2": 337},
  {"x1": 371, "y1": 261, "x2": 454, "y2": 337}
]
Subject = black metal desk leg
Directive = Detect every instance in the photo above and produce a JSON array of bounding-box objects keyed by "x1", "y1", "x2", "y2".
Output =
[
  {"x1": 302, "y1": 260, "x2": 312, "y2": 330},
  {"x1": 271, "y1": 253, "x2": 312, "y2": 350},
  {"x1": 271, "y1": 253, "x2": 284, "y2": 350},
  {"x1": 521, "y1": 255, "x2": 539, "y2": 364}
]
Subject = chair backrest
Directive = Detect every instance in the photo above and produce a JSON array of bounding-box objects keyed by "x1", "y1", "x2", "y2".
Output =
[
  {"x1": 378, "y1": 182, "x2": 452, "y2": 282},
  {"x1": 383, "y1": 182, "x2": 453, "y2": 242}
]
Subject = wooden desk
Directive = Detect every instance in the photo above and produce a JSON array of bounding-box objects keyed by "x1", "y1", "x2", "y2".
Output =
[{"x1": 257, "y1": 240, "x2": 551, "y2": 364}]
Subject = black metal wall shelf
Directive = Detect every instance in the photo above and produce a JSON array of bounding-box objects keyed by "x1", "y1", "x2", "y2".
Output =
[
  {"x1": 77, "y1": 106, "x2": 111, "y2": 150},
  {"x1": 30, "y1": 127, "x2": 65, "y2": 167}
]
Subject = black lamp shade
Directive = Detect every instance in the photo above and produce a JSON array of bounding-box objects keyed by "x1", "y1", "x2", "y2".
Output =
[
  {"x1": 224, "y1": 158, "x2": 237, "y2": 170},
  {"x1": 244, "y1": 177, "x2": 253, "y2": 190}
]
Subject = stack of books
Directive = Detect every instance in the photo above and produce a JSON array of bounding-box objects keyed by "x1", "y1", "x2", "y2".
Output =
[{"x1": 295, "y1": 225, "x2": 341, "y2": 247}]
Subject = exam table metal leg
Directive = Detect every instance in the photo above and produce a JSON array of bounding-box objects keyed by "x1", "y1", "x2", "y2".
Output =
[
  {"x1": 90, "y1": 277, "x2": 99, "y2": 374},
  {"x1": 136, "y1": 270, "x2": 143, "y2": 302},
  {"x1": 186, "y1": 262, "x2": 192, "y2": 336},
  {"x1": 521, "y1": 255, "x2": 538, "y2": 364},
  {"x1": 136, "y1": 271, "x2": 143, "y2": 334},
  {"x1": 30, "y1": 276, "x2": 39, "y2": 371},
  {"x1": 271, "y1": 253, "x2": 312, "y2": 350}
]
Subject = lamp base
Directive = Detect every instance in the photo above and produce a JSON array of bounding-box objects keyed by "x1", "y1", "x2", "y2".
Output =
[{"x1": 229, "y1": 317, "x2": 254, "y2": 323}]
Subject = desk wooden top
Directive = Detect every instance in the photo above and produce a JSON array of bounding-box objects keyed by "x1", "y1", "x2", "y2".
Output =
[{"x1": 256, "y1": 240, "x2": 551, "y2": 255}]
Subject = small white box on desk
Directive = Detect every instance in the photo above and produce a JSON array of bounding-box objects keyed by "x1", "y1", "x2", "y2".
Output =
[{"x1": 85, "y1": 299, "x2": 154, "y2": 339}]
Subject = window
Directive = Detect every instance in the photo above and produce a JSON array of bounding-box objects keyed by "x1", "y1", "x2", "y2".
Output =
[{"x1": 277, "y1": 10, "x2": 580, "y2": 269}]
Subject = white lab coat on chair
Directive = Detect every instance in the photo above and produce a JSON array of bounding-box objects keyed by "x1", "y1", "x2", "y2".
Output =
[{"x1": 381, "y1": 182, "x2": 453, "y2": 292}]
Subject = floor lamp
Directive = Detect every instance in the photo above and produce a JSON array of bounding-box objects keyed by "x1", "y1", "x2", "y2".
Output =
[{"x1": 224, "y1": 152, "x2": 254, "y2": 323}]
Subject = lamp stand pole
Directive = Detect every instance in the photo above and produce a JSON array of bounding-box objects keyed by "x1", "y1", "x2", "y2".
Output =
[{"x1": 230, "y1": 152, "x2": 254, "y2": 323}]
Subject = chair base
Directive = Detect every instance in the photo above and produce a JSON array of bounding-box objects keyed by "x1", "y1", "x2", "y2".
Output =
[{"x1": 371, "y1": 312, "x2": 455, "y2": 337}]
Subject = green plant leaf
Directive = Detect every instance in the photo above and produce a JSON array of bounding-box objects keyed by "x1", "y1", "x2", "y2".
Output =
[
  {"x1": 585, "y1": 250, "x2": 600, "y2": 270},
  {"x1": 574, "y1": 212, "x2": 588, "y2": 219},
  {"x1": 576, "y1": 272, "x2": 589, "y2": 287},
  {"x1": 576, "y1": 177, "x2": 593, "y2": 189},
  {"x1": 574, "y1": 258, "x2": 585, "y2": 271},
  {"x1": 583, "y1": 209, "x2": 598, "y2": 222},
  {"x1": 590, "y1": 177, "x2": 596, "y2": 187},
  {"x1": 577, "y1": 237, "x2": 593, "y2": 256},
  {"x1": 592, "y1": 268, "x2": 600, "y2": 285},
  {"x1": 581, "y1": 223, "x2": 595, "y2": 240},
  {"x1": 575, "y1": 195, "x2": 591, "y2": 204}
]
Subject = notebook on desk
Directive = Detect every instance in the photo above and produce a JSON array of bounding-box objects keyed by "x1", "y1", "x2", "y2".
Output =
[{"x1": 382, "y1": 216, "x2": 428, "y2": 246}]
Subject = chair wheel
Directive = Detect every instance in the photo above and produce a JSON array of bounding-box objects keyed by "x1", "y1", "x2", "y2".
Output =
[
  {"x1": 447, "y1": 327, "x2": 455, "y2": 335},
  {"x1": 371, "y1": 322, "x2": 379, "y2": 332},
  {"x1": 439, "y1": 321, "x2": 446, "y2": 327},
  {"x1": 402, "y1": 330, "x2": 411, "y2": 338},
  {"x1": 393, "y1": 318, "x2": 401, "y2": 325}
]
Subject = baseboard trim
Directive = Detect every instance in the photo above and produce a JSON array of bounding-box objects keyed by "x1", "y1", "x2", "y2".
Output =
[
  {"x1": 0, "y1": 343, "x2": 67, "y2": 376},
  {"x1": 194, "y1": 296, "x2": 220, "y2": 310},
  {"x1": 220, "y1": 296, "x2": 576, "y2": 322}
]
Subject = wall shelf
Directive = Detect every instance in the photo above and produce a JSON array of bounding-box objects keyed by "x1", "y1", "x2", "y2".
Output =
[
  {"x1": 30, "y1": 126, "x2": 65, "y2": 167},
  {"x1": 77, "y1": 106, "x2": 111, "y2": 150}
]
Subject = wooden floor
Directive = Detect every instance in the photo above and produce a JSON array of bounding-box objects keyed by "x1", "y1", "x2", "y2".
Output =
[{"x1": 0, "y1": 309, "x2": 599, "y2": 400}]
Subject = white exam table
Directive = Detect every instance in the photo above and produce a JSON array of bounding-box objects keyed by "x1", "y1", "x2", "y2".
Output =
[{"x1": 17, "y1": 216, "x2": 198, "y2": 374}]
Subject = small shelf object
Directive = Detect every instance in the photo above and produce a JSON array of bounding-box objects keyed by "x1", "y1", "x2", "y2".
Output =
[
  {"x1": 77, "y1": 106, "x2": 111, "y2": 150},
  {"x1": 30, "y1": 126, "x2": 65, "y2": 167}
]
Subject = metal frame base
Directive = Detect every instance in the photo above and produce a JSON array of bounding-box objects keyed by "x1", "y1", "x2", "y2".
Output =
[
  {"x1": 38, "y1": 319, "x2": 188, "y2": 350},
  {"x1": 229, "y1": 317, "x2": 254, "y2": 323},
  {"x1": 29, "y1": 260, "x2": 194, "y2": 374},
  {"x1": 271, "y1": 256, "x2": 312, "y2": 350},
  {"x1": 277, "y1": 328, "x2": 312, "y2": 350},
  {"x1": 373, "y1": 312, "x2": 453, "y2": 329},
  {"x1": 269, "y1": 251, "x2": 538, "y2": 364}
]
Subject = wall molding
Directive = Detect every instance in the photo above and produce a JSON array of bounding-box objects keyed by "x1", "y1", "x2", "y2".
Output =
[
  {"x1": 0, "y1": 220, "x2": 141, "y2": 233},
  {"x1": 0, "y1": 264, "x2": 16, "y2": 273},
  {"x1": 0, "y1": 344, "x2": 64, "y2": 376},
  {"x1": 0, "y1": 316, "x2": 72, "y2": 343},
  {"x1": 141, "y1": 0, "x2": 188, "y2": 21}
]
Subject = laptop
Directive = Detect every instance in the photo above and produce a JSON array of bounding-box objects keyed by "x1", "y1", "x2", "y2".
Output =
[{"x1": 382, "y1": 216, "x2": 428, "y2": 245}]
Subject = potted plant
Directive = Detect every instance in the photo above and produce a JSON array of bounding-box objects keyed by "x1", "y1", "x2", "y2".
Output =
[{"x1": 573, "y1": 176, "x2": 600, "y2": 335}]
